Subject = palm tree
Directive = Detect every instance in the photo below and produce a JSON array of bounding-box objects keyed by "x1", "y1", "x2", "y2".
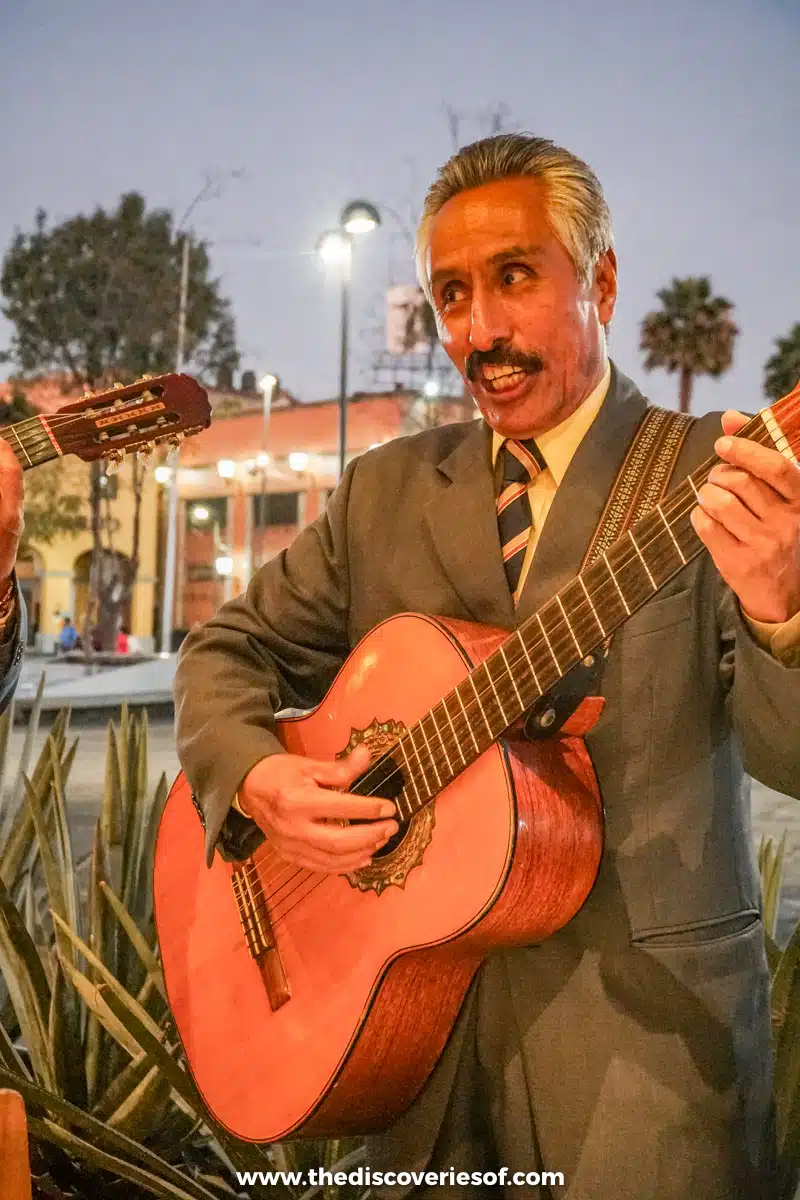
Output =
[
  {"x1": 764, "y1": 323, "x2": 800, "y2": 403},
  {"x1": 640, "y1": 277, "x2": 739, "y2": 413}
]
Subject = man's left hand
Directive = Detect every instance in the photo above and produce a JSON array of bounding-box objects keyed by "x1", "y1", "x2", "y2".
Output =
[
  {"x1": 690, "y1": 410, "x2": 800, "y2": 623},
  {"x1": 0, "y1": 439, "x2": 24, "y2": 588}
]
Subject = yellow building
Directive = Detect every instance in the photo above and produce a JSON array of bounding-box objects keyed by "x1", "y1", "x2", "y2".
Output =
[
  {"x1": 0, "y1": 377, "x2": 159, "y2": 652},
  {"x1": 17, "y1": 455, "x2": 160, "y2": 653}
]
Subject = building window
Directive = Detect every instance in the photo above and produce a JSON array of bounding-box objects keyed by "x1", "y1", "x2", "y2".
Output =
[{"x1": 252, "y1": 492, "x2": 299, "y2": 527}]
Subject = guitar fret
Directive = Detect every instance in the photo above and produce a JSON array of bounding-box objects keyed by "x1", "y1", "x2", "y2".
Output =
[
  {"x1": 516, "y1": 629, "x2": 541, "y2": 693},
  {"x1": 628, "y1": 530, "x2": 656, "y2": 591},
  {"x1": 579, "y1": 575, "x2": 607, "y2": 638},
  {"x1": 441, "y1": 696, "x2": 466, "y2": 767},
  {"x1": 537, "y1": 612, "x2": 561, "y2": 673},
  {"x1": 603, "y1": 551, "x2": 631, "y2": 615},
  {"x1": 483, "y1": 661, "x2": 508, "y2": 728},
  {"x1": 428, "y1": 707, "x2": 453, "y2": 779},
  {"x1": 396, "y1": 734, "x2": 424, "y2": 809},
  {"x1": 9, "y1": 427, "x2": 32, "y2": 468},
  {"x1": 417, "y1": 717, "x2": 443, "y2": 789},
  {"x1": 395, "y1": 788, "x2": 412, "y2": 823},
  {"x1": 657, "y1": 503, "x2": 686, "y2": 564},
  {"x1": 762, "y1": 407, "x2": 798, "y2": 464},
  {"x1": 556, "y1": 593, "x2": 583, "y2": 658},
  {"x1": 470, "y1": 674, "x2": 494, "y2": 738},
  {"x1": 499, "y1": 644, "x2": 523, "y2": 710},
  {"x1": 456, "y1": 685, "x2": 481, "y2": 754},
  {"x1": 407, "y1": 726, "x2": 434, "y2": 796}
]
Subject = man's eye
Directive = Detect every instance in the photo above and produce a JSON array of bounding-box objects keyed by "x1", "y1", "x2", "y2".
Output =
[
  {"x1": 502, "y1": 265, "x2": 529, "y2": 286},
  {"x1": 441, "y1": 283, "x2": 463, "y2": 305}
]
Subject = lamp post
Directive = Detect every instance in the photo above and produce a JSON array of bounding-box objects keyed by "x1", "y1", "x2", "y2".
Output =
[
  {"x1": 317, "y1": 201, "x2": 381, "y2": 481},
  {"x1": 255, "y1": 373, "x2": 278, "y2": 569}
]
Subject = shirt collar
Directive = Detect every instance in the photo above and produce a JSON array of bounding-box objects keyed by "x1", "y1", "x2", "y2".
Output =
[{"x1": 490, "y1": 362, "x2": 611, "y2": 486}]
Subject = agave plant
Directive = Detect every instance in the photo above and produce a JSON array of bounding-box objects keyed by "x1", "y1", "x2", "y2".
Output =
[
  {"x1": 0, "y1": 683, "x2": 274, "y2": 1198},
  {"x1": 0, "y1": 683, "x2": 373, "y2": 1199},
  {"x1": 759, "y1": 835, "x2": 800, "y2": 1200}
]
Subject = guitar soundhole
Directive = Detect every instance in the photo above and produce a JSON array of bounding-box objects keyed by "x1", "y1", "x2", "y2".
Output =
[
  {"x1": 337, "y1": 719, "x2": 436, "y2": 895},
  {"x1": 372, "y1": 820, "x2": 410, "y2": 859}
]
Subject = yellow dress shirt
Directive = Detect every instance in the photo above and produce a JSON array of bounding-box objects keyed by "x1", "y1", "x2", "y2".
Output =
[{"x1": 491, "y1": 362, "x2": 800, "y2": 666}]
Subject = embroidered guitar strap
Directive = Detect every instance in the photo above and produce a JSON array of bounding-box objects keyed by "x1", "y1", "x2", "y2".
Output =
[
  {"x1": 580, "y1": 405, "x2": 696, "y2": 574},
  {"x1": 524, "y1": 405, "x2": 695, "y2": 740}
]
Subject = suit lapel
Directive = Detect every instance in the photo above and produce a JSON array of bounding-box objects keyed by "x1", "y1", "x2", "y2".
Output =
[
  {"x1": 515, "y1": 364, "x2": 649, "y2": 624},
  {"x1": 424, "y1": 420, "x2": 517, "y2": 628}
]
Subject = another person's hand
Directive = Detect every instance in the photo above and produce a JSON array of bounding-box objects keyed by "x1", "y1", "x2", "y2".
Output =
[
  {"x1": 0, "y1": 439, "x2": 24, "y2": 588},
  {"x1": 238, "y1": 744, "x2": 399, "y2": 873}
]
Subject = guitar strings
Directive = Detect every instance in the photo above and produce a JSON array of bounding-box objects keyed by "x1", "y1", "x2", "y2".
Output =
[
  {"x1": 305, "y1": 412, "x2": 793, "y2": 809},
  {"x1": 15, "y1": 396, "x2": 795, "y2": 920},
  {"x1": 0, "y1": 404, "x2": 185, "y2": 466},
  {"x1": 256, "y1": 410, "x2": 795, "y2": 895},
  {"x1": 245, "y1": 492, "x2": 727, "y2": 919},
  {"x1": 251, "y1": 407, "x2": 800, "y2": 926},
  {"x1": 257, "y1": 495, "x2": 734, "y2": 928}
]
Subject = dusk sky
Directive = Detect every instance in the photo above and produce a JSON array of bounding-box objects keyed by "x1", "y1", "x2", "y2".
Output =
[{"x1": 2, "y1": 0, "x2": 798, "y2": 417}]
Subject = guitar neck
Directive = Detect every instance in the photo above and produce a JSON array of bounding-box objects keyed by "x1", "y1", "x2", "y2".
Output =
[
  {"x1": 379, "y1": 398, "x2": 799, "y2": 818},
  {"x1": 1, "y1": 415, "x2": 64, "y2": 471}
]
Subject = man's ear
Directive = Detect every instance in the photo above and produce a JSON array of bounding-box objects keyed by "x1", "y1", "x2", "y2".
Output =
[{"x1": 595, "y1": 248, "x2": 618, "y2": 327}]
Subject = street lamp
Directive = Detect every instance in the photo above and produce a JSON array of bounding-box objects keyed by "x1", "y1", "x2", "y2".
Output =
[
  {"x1": 317, "y1": 200, "x2": 381, "y2": 480},
  {"x1": 255, "y1": 374, "x2": 279, "y2": 563}
]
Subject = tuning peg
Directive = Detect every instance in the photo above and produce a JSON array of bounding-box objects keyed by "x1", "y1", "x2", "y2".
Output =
[
  {"x1": 81, "y1": 391, "x2": 96, "y2": 402},
  {"x1": 167, "y1": 433, "x2": 184, "y2": 451},
  {"x1": 137, "y1": 374, "x2": 154, "y2": 382},
  {"x1": 104, "y1": 449, "x2": 124, "y2": 474},
  {"x1": 136, "y1": 442, "x2": 156, "y2": 463},
  {"x1": 113, "y1": 382, "x2": 124, "y2": 389}
]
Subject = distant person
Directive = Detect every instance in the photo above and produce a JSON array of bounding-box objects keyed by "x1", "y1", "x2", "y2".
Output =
[
  {"x1": 57, "y1": 616, "x2": 79, "y2": 654},
  {"x1": 115, "y1": 626, "x2": 130, "y2": 654}
]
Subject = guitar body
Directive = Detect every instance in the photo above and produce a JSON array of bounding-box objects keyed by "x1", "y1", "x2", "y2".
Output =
[{"x1": 154, "y1": 613, "x2": 604, "y2": 1142}]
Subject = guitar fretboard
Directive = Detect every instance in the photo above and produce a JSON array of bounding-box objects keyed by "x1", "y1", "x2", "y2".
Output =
[
  {"x1": 2, "y1": 416, "x2": 62, "y2": 471},
  {"x1": 362, "y1": 400, "x2": 799, "y2": 823}
]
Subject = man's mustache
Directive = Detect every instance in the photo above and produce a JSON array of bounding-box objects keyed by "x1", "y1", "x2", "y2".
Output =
[{"x1": 465, "y1": 345, "x2": 545, "y2": 383}]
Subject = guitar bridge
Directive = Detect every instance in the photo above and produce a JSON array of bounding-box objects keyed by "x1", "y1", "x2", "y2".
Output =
[{"x1": 231, "y1": 863, "x2": 290, "y2": 1011}]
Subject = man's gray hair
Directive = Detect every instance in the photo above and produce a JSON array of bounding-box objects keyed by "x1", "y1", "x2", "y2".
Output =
[{"x1": 416, "y1": 133, "x2": 614, "y2": 301}]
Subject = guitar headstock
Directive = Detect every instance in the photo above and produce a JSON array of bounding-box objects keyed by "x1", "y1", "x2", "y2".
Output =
[{"x1": 49, "y1": 374, "x2": 211, "y2": 465}]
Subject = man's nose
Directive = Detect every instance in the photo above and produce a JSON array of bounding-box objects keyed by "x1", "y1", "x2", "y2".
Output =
[{"x1": 469, "y1": 290, "x2": 511, "y2": 351}]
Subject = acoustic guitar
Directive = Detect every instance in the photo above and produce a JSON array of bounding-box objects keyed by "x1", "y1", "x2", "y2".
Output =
[{"x1": 153, "y1": 385, "x2": 800, "y2": 1144}]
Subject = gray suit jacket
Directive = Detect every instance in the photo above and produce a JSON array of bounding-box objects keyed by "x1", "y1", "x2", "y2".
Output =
[{"x1": 175, "y1": 365, "x2": 799, "y2": 1197}]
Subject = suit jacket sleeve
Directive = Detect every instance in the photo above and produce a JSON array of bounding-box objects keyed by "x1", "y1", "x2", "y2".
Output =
[
  {"x1": 0, "y1": 580, "x2": 26, "y2": 715},
  {"x1": 717, "y1": 572, "x2": 800, "y2": 799},
  {"x1": 174, "y1": 459, "x2": 358, "y2": 866}
]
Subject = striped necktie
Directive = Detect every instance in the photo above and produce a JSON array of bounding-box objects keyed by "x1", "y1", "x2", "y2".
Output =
[{"x1": 497, "y1": 438, "x2": 547, "y2": 603}]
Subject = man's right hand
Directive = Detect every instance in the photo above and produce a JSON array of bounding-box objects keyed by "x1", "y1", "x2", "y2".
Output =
[{"x1": 238, "y1": 744, "x2": 399, "y2": 874}]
